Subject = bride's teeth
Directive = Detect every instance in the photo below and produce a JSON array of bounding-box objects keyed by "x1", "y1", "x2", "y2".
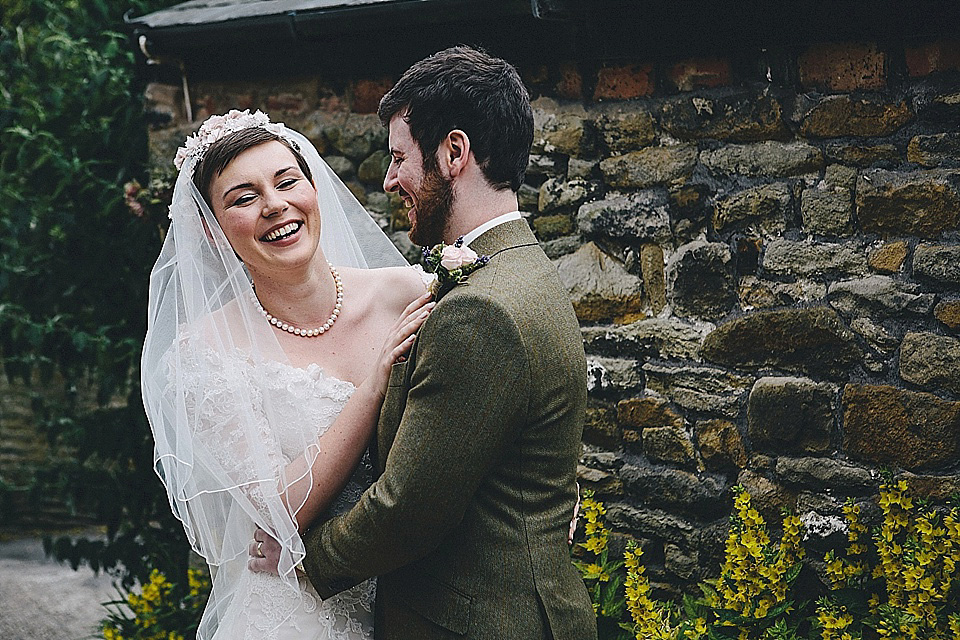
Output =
[{"x1": 264, "y1": 222, "x2": 299, "y2": 241}]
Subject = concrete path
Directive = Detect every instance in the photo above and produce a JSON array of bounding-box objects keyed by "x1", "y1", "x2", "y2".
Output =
[{"x1": 0, "y1": 535, "x2": 115, "y2": 640}]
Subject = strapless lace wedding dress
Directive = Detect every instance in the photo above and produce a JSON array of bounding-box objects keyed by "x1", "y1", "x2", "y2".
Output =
[{"x1": 174, "y1": 340, "x2": 376, "y2": 640}]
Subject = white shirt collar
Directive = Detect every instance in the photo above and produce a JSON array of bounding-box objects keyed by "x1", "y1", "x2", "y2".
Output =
[{"x1": 461, "y1": 211, "x2": 523, "y2": 247}]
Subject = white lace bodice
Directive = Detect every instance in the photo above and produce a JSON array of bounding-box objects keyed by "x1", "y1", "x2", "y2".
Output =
[{"x1": 169, "y1": 339, "x2": 375, "y2": 640}]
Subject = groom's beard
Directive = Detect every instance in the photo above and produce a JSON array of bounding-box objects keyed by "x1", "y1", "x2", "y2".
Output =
[{"x1": 408, "y1": 162, "x2": 455, "y2": 247}]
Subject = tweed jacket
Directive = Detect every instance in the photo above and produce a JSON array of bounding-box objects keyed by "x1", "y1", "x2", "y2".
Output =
[{"x1": 302, "y1": 219, "x2": 597, "y2": 640}]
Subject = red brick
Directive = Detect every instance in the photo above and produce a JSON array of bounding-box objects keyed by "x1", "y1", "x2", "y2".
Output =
[
  {"x1": 593, "y1": 63, "x2": 655, "y2": 101},
  {"x1": 143, "y1": 82, "x2": 186, "y2": 125},
  {"x1": 350, "y1": 77, "x2": 394, "y2": 114},
  {"x1": 267, "y1": 93, "x2": 308, "y2": 114},
  {"x1": 522, "y1": 64, "x2": 550, "y2": 87},
  {"x1": 192, "y1": 94, "x2": 219, "y2": 123},
  {"x1": 668, "y1": 58, "x2": 731, "y2": 91},
  {"x1": 555, "y1": 62, "x2": 583, "y2": 100},
  {"x1": 798, "y1": 42, "x2": 886, "y2": 91},
  {"x1": 905, "y1": 41, "x2": 960, "y2": 77},
  {"x1": 318, "y1": 90, "x2": 348, "y2": 112},
  {"x1": 228, "y1": 93, "x2": 255, "y2": 110}
]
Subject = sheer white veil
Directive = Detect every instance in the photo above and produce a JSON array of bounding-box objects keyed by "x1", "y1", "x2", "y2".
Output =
[{"x1": 141, "y1": 113, "x2": 405, "y2": 638}]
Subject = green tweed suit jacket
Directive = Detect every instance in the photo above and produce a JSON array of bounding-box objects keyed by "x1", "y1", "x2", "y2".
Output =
[{"x1": 303, "y1": 219, "x2": 597, "y2": 639}]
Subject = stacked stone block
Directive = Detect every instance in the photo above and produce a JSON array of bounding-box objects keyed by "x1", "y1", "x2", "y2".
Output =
[
  {"x1": 142, "y1": 38, "x2": 960, "y2": 592},
  {"x1": 0, "y1": 374, "x2": 100, "y2": 527}
]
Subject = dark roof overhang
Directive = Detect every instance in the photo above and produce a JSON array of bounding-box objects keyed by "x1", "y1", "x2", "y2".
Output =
[
  {"x1": 125, "y1": 0, "x2": 555, "y2": 79},
  {"x1": 126, "y1": 0, "x2": 960, "y2": 82}
]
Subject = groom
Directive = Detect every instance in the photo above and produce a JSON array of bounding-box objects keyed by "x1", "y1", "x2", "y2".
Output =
[{"x1": 254, "y1": 46, "x2": 596, "y2": 639}]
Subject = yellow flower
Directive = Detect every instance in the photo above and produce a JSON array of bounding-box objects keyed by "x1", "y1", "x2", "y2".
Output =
[
  {"x1": 583, "y1": 535, "x2": 607, "y2": 554},
  {"x1": 102, "y1": 626, "x2": 123, "y2": 640}
]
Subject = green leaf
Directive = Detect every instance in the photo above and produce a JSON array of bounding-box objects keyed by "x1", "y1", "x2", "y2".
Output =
[{"x1": 0, "y1": 0, "x2": 188, "y2": 599}]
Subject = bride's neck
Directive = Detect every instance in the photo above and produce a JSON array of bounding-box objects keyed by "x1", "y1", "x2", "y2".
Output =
[{"x1": 250, "y1": 261, "x2": 339, "y2": 327}]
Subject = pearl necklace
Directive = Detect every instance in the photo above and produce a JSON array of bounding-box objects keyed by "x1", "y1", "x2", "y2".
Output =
[{"x1": 252, "y1": 262, "x2": 343, "y2": 337}]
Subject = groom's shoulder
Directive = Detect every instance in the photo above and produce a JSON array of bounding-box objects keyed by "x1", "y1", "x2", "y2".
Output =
[
  {"x1": 445, "y1": 249, "x2": 561, "y2": 313},
  {"x1": 483, "y1": 243, "x2": 565, "y2": 293}
]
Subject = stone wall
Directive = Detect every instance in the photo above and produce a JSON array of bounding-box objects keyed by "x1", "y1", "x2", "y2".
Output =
[
  {"x1": 144, "y1": 38, "x2": 960, "y2": 592},
  {"x1": 0, "y1": 374, "x2": 96, "y2": 528}
]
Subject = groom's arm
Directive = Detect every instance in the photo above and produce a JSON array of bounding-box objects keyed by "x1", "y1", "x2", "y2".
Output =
[{"x1": 301, "y1": 292, "x2": 529, "y2": 598}]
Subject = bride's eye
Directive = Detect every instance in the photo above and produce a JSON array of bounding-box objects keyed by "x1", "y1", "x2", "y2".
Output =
[
  {"x1": 278, "y1": 178, "x2": 299, "y2": 189},
  {"x1": 233, "y1": 194, "x2": 257, "y2": 206}
]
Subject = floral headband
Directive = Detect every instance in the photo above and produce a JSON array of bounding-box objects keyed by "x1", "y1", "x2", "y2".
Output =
[{"x1": 173, "y1": 109, "x2": 286, "y2": 172}]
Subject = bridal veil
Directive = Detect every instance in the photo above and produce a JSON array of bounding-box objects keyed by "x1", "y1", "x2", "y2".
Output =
[{"x1": 141, "y1": 113, "x2": 405, "y2": 638}]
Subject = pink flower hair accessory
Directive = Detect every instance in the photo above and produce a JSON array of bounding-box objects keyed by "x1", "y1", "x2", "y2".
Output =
[{"x1": 173, "y1": 109, "x2": 286, "y2": 172}]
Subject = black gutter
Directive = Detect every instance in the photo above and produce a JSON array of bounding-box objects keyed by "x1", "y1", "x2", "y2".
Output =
[
  {"x1": 124, "y1": 0, "x2": 960, "y2": 82},
  {"x1": 125, "y1": 0, "x2": 532, "y2": 60}
]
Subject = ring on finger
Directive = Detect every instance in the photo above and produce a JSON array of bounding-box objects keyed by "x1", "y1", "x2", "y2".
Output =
[{"x1": 256, "y1": 540, "x2": 265, "y2": 558}]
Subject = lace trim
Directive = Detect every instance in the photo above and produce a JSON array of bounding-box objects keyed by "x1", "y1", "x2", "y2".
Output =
[
  {"x1": 164, "y1": 332, "x2": 373, "y2": 639},
  {"x1": 217, "y1": 572, "x2": 374, "y2": 640}
]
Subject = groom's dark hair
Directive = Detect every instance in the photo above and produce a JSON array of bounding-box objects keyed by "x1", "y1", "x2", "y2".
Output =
[{"x1": 378, "y1": 45, "x2": 533, "y2": 192}]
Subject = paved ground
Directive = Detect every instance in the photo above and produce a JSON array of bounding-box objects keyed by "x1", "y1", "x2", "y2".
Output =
[{"x1": 0, "y1": 534, "x2": 114, "y2": 640}]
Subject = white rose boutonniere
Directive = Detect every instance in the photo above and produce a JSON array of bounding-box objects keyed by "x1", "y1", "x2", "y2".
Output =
[{"x1": 422, "y1": 236, "x2": 489, "y2": 297}]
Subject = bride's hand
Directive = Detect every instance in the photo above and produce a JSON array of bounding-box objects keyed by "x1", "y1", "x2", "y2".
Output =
[
  {"x1": 366, "y1": 291, "x2": 434, "y2": 399},
  {"x1": 248, "y1": 527, "x2": 281, "y2": 575},
  {"x1": 569, "y1": 482, "x2": 581, "y2": 544}
]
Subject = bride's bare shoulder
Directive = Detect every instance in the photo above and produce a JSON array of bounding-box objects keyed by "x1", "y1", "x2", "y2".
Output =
[
  {"x1": 349, "y1": 265, "x2": 428, "y2": 308},
  {"x1": 182, "y1": 299, "x2": 249, "y2": 345}
]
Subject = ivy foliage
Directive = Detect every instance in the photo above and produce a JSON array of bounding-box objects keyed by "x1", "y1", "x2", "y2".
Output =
[{"x1": 0, "y1": 0, "x2": 185, "y2": 586}]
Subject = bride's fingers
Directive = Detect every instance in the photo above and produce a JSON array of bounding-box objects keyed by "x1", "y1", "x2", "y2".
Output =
[
  {"x1": 378, "y1": 297, "x2": 434, "y2": 367},
  {"x1": 250, "y1": 529, "x2": 280, "y2": 556},
  {"x1": 393, "y1": 307, "x2": 432, "y2": 346},
  {"x1": 248, "y1": 554, "x2": 279, "y2": 575},
  {"x1": 383, "y1": 307, "x2": 432, "y2": 364},
  {"x1": 402, "y1": 303, "x2": 433, "y2": 331},
  {"x1": 390, "y1": 298, "x2": 437, "y2": 333},
  {"x1": 391, "y1": 292, "x2": 432, "y2": 331},
  {"x1": 396, "y1": 293, "x2": 434, "y2": 323},
  {"x1": 386, "y1": 303, "x2": 433, "y2": 347},
  {"x1": 400, "y1": 291, "x2": 433, "y2": 317},
  {"x1": 390, "y1": 334, "x2": 418, "y2": 362}
]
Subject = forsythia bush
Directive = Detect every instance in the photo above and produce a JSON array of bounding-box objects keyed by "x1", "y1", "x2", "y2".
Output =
[
  {"x1": 697, "y1": 487, "x2": 806, "y2": 638},
  {"x1": 623, "y1": 541, "x2": 691, "y2": 639},
  {"x1": 100, "y1": 568, "x2": 209, "y2": 640},
  {"x1": 572, "y1": 492, "x2": 628, "y2": 638},
  {"x1": 817, "y1": 480, "x2": 960, "y2": 640},
  {"x1": 575, "y1": 482, "x2": 960, "y2": 640}
]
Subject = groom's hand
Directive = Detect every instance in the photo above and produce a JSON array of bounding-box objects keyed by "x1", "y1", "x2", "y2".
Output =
[{"x1": 248, "y1": 527, "x2": 281, "y2": 575}]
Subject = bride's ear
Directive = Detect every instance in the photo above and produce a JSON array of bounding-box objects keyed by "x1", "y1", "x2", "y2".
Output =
[{"x1": 200, "y1": 216, "x2": 216, "y2": 244}]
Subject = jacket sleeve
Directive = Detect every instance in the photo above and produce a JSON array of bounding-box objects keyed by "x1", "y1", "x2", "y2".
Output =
[{"x1": 302, "y1": 291, "x2": 529, "y2": 598}]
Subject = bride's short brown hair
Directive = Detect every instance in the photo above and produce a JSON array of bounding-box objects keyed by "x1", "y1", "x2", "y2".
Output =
[{"x1": 193, "y1": 127, "x2": 313, "y2": 208}]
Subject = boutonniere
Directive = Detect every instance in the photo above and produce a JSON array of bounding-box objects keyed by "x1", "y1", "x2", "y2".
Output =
[{"x1": 422, "y1": 237, "x2": 489, "y2": 297}]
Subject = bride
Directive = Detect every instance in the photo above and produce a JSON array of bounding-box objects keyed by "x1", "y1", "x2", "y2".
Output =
[{"x1": 141, "y1": 110, "x2": 431, "y2": 639}]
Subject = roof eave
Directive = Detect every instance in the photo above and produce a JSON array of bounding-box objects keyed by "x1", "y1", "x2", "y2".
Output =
[{"x1": 125, "y1": 0, "x2": 536, "y2": 58}]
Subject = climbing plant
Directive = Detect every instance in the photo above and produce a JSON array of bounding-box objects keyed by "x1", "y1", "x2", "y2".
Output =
[{"x1": 0, "y1": 0, "x2": 185, "y2": 587}]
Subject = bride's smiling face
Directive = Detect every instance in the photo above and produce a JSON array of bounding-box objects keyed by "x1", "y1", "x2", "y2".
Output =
[{"x1": 209, "y1": 141, "x2": 321, "y2": 278}]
